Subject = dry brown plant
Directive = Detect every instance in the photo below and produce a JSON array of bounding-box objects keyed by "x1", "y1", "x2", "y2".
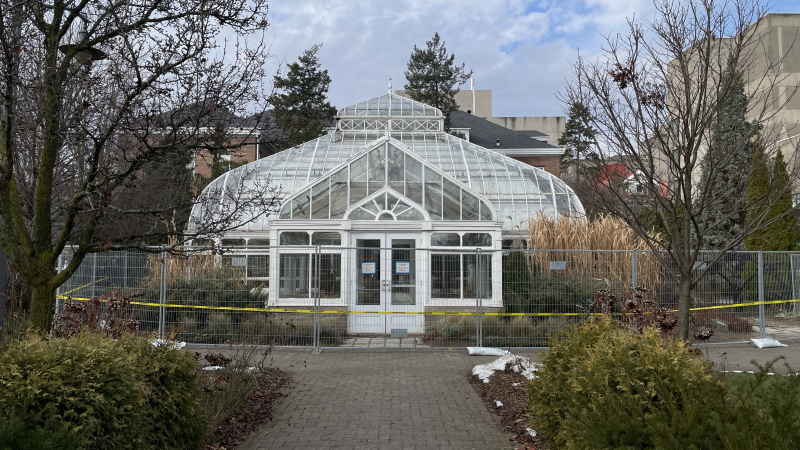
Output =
[
  {"x1": 144, "y1": 252, "x2": 243, "y2": 289},
  {"x1": 526, "y1": 213, "x2": 661, "y2": 292}
]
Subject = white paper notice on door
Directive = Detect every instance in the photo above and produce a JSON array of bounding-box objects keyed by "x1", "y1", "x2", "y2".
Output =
[
  {"x1": 361, "y1": 262, "x2": 376, "y2": 274},
  {"x1": 395, "y1": 261, "x2": 411, "y2": 274}
]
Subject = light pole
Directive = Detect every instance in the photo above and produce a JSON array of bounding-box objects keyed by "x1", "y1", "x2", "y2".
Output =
[
  {"x1": 58, "y1": 20, "x2": 106, "y2": 64},
  {"x1": 40, "y1": 3, "x2": 107, "y2": 64}
]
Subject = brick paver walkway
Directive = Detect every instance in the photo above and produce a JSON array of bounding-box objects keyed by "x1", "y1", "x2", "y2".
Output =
[
  {"x1": 338, "y1": 337, "x2": 427, "y2": 348},
  {"x1": 230, "y1": 347, "x2": 544, "y2": 449}
]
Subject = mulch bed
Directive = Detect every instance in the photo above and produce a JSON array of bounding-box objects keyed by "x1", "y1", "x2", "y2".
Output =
[
  {"x1": 693, "y1": 311, "x2": 753, "y2": 333},
  {"x1": 469, "y1": 368, "x2": 548, "y2": 450},
  {"x1": 204, "y1": 367, "x2": 292, "y2": 450}
]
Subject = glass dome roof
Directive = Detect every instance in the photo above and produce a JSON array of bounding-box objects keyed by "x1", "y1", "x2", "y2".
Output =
[
  {"x1": 337, "y1": 93, "x2": 442, "y2": 117},
  {"x1": 188, "y1": 94, "x2": 584, "y2": 233}
]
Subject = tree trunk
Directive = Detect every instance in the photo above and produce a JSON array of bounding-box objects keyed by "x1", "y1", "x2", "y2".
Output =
[
  {"x1": 30, "y1": 283, "x2": 56, "y2": 332},
  {"x1": 676, "y1": 276, "x2": 693, "y2": 341}
]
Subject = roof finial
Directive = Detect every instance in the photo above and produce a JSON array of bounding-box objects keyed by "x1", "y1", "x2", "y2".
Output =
[
  {"x1": 471, "y1": 77, "x2": 476, "y2": 116},
  {"x1": 388, "y1": 77, "x2": 392, "y2": 94}
]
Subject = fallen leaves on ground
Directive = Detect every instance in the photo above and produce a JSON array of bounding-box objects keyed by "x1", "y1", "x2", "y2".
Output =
[
  {"x1": 469, "y1": 367, "x2": 549, "y2": 449},
  {"x1": 204, "y1": 368, "x2": 291, "y2": 450}
]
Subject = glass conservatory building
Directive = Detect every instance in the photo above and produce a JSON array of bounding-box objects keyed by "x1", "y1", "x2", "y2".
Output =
[{"x1": 188, "y1": 94, "x2": 584, "y2": 334}]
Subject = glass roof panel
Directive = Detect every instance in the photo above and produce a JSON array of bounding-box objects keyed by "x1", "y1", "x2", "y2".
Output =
[
  {"x1": 337, "y1": 94, "x2": 442, "y2": 117},
  {"x1": 190, "y1": 94, "x2": 584, "y2": 233}
]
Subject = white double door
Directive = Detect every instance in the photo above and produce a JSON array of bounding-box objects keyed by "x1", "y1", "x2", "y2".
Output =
[{"x1": 349, "y1": 232, "x2": 424, "y2": 334}]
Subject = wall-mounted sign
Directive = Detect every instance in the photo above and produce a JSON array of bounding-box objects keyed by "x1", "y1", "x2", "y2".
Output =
[
  {"x1": 395, "y1": 261, "x2": 411, "y2": 274},
  {"x1": 231, "y1": 256, "x2": 247, "y2": 267},
  {"x1": 549, "y1": 261, "x2": 566, "y2": 270},
  {"x1": 361, "y1": 262, "x2": 376, "y2": 274}
]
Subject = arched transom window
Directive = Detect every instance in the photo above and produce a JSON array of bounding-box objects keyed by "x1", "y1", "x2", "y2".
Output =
[{"x1": 346, "y1": 189, "x2": 426, "y2": 220}]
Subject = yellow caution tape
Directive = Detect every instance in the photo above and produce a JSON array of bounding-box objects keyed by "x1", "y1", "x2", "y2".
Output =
[
  {"x1": 688, "y1": 299, "x2": 800, "y2": 311},
  {"x1": 54, "y1": 295, "x2": 800, "y2": 317},
  {"x1": 59, "y1": 277, "x2": 109, "y2": 296}
]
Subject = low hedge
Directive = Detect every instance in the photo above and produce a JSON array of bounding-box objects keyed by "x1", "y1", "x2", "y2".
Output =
[
  {"x1": 528, "y1": 317, "x2": 800, "y2": 449},
  {"x1": 0, "y1": 409, "x2": 77, "y2": 450},
  {"x1": 0, "y1": 332, "x2": 206, "y2": 450}
]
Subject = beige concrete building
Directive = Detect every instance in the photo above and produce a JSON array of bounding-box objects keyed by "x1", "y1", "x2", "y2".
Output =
[
  {"x1": 395, "y1": 88, "x2": 566, "y2": 147},
  {"x1": 395, "y1": 87, "x2": 566, "y2": 176},
  {"x1": 752, "y1": 13, "x2": 800, "y2": 147},
  {"x1": 650, "y1": 13, "x2": 800, "y2": 192}
]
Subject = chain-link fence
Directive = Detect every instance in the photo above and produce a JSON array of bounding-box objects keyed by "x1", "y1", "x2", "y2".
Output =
[{"x1": 55, "y1": 247, "x2": 800, "y2": 349}]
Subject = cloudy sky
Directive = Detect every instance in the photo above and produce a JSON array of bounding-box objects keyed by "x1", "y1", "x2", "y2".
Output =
[{"x1": 260, "y1": 0, "x2": 800, "y2": 118}]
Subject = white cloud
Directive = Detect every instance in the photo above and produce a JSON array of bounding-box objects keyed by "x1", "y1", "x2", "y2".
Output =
[{"x1": 261, "y1": 0, "x2": 657, "y2": 117}]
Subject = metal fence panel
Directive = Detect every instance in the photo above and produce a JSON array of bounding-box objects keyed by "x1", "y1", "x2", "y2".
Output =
[{"x1": 53, "y1": 247, "x2": 800, "y2": 348}]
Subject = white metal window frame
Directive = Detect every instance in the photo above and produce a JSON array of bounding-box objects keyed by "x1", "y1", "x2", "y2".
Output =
[{"x1": 276, "y1": 135, "x2": 498, "y2": 222}]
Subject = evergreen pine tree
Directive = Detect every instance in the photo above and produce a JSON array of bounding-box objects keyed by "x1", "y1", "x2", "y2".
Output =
[
  {"x1": 746, "y1": 146, "x2": 799, "y2": 250},
  {"x1": 502, "y1": 249, "x2": 535, "y2": 315},
  {"x1": 403, "y1": 32, "x2": 472, "y2": 131},
  {"x1": 272, "y1": 44, "x2": 336, "y2": 151},
  {"x1": 745, "y1": 134, "x2": 771, "y2": 250},
  {"x1": 768, "y1": 149, "x2": 800, "y2": 250},
  {"x1": 699, "y1": 63, "x2": 756, "y2": 250},
  {"x1": 558, "y1": 101, "x2": 598, "y2": 180}
]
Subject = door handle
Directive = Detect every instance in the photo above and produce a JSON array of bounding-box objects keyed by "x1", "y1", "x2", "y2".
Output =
[{"x1": 381, "y1": 280, "x2": 390, "y2": 291}]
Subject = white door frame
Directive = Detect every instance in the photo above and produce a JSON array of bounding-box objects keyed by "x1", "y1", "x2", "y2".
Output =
[{"x1": 348, "y1": 232, "x2": 423, "y2": 334}]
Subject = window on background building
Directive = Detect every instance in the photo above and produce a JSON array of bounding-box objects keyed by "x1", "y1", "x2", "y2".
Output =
[{"x1": 430, "y1": 232, "x2": 492, "y2": 299}]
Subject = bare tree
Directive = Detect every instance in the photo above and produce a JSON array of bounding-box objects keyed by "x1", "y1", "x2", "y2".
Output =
[
  {"x1": 561, "y1": 0, "x2": 799, "y2": 340},
  {"x1": 0, "y1": 0, "x2": 280, "y2": 331}
]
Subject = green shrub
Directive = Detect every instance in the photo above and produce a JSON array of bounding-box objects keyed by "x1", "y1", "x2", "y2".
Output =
[
  {"x1": 0, "y1": 409, "x2": 77, "y2": 450},
  {"x1": 712, "y1": 359, "x2": 800, "y2": 450},
  {"x1": 140, "y1": 270, "x2": 262, "y2": 340},
  {"x1": 482, "y1": 316, "x2": 574, "y2": 347},
  {"x1": 528, "y1": 317, "x2": 800, "y2": 449},
  {"x1": 0, "y1": 332, "x2": 205, "y2": 450},
  {"x1": 528, "y1": 317, "x2": 727, "y2": 449},
  {"x1": 502, "y1": 250, "x2": 609, "y2": 315},
  {"x1": 441, "y1": 322, "x2": 463, "y2": 338}
]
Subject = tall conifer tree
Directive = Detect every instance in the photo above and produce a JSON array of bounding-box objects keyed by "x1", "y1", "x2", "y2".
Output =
[
  {"x1": 404, "y1": 33, "x2": 472, "y2": 131},
  {"x1": 272, "y1": 44, "x2": 336, "y2": 151},
  {"x1": 745, "y1": 134, "x2": 771, "y2": 250},
  {"x1": 746, "y1": 146, "x2": 800, "y2": 250},
  {"x1": 558, "y1": 101, "x2": 598, "y2": 180},
  {"x1": 699, "y1": 63, "x2": 756, "y2": 249}
]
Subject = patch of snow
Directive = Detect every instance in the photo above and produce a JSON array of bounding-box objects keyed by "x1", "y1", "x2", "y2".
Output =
[
  {"x1": 467, "y1": 347, "x2": 509, "y2": 356},
  {"x1": 512, "y1": 383, "x2": 521, "y2": 387},
  {"x1": 721, "y1": 370, "x2": 776, "y2": 375},
  {"x1": 751, "y1": 338, "x2": 787, "y2": 348},
  {"x1": 472, "y1": 353, "x2": 540, "y2": 383},
  {"x1": 203, "y1": 365, "x2": 260, "y2": 372},
  {"x1": 496, "y1": 400, "x2": 503, "y2": 408},
  {"x1": 527, "y1": 427, "x2": 537, "y2": 437},
  {"x1": 151, "y1": 339, "x2": 186, "y2": 350}
]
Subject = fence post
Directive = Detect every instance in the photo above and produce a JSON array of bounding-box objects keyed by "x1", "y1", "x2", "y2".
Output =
[
  {"x1": 55, "y1": 253, "x2": 62, "y2": 315},
  {"x1": 477, "y1": 247, "x2": 482, "y2": 348},
  {"x1": 91, "y1": 252, "x2": 97, "y2": 299},
  {"x1": 631, "y1": 249, "x2": 638, "y2": 292},
  {"x1": 312, "y1": 245, "x2": 321, "y2": 354},
  {"x1": 159, "y1": 251, "x2": 167, "y2": 340},
  {"x1": 758, "y1": 250, "x2": 766, "y2": 339}
]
